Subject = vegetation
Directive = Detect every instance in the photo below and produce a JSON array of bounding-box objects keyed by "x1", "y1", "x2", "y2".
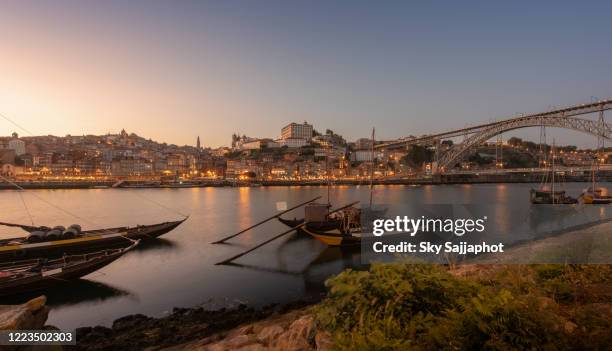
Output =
[
  {"x1": 315, "y1": 264, "x2": 611, "y2": 350},
  {"x1": 401, "y1": 145, "x2": 434, "y2": 168}
]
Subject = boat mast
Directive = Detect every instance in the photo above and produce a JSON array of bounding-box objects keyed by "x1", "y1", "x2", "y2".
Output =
[
  {"x1": 551, "y1": 139, "x2": 555, "y2": 204},
  {"x1": 369, "y1": 127, "x2": 375, "y2": 207},
  {"x1": 326, "y1": 143, "x2": 331, "y2": 206}
]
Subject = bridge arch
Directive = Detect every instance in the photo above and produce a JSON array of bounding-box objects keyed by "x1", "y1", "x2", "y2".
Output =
[{"x1": 437, "y1": 115, "x2": 612, "y2": 171}]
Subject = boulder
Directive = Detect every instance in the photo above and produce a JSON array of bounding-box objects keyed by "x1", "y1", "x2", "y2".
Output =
[
  {"x1": 0, "y1": 296, "x2": 49, "y2": 331},
  {"x1": 256, "y1": 324, "x2": 285, "y2": 344}
]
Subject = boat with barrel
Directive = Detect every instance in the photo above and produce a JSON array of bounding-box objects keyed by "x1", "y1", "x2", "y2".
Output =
[
  {"x1": 0, "y1": 218, "x2": 186, "y2": 263},
  {"x1": 0, "y1": 241, "x2": 138, "y2": 297},
  {"x1": 279, "y1": 128, "x2": 384, "y2": 247}
]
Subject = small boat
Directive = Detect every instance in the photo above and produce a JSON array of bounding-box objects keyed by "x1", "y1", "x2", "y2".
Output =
[
  {"x1": 530, "y1": 140, "x2": 578, "y2": 205},
  {"x1": 0, "y1": 219, "x2": 186, "y2": 262},
  {"x1": 281, "y1": 128, "x2": 384, "y2": 247},
  {"x1": 292, "y1": 202, "x2": 388, "y2": 247},
  {"x1": 301, "y1": 226, "x2": 362, "y2": 246},
  {"x1": 277, "y1": 216, "x2": 345, "y2": 232},
  {"x1": 580, "y1": 159, "x2": 611, "y2": 204},
  {"x1": 0, "y1": 241, "x2": 137, "y2": 297},
  {"x1": 581, "y1": 187, "x2": 612, "y2": 204},
  {"x1": 530, "y1": 188, "x2": 578, "y2": 204}
]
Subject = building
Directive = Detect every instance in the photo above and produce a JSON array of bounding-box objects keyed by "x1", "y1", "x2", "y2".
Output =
[
  {"x1": 355, "y1": 138, "x2": 373, "y2": 151},
  {"x1": 350, "y1": 150, "x2": 382, "y2": 162},
  {"x1": 0, "y1": 149, "x2": 16, "y2": 165},
  {"x1": 281, "y1": 122, "x2": 313, "y2": 140},
  {"x1": 1, "y1": 164, "x2": 22, "y2": 176},
  {"x1": 276, "y1": 138, "x2": 308, "y2": 148},
  {"x1": 241, "y1": 139, "x2": 280, "y2": 150},
  {"x1": 8, "y1": 133, "x2": 26, "y2": 156}
]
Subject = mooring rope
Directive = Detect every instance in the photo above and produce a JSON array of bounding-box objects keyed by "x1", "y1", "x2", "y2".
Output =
[
  {"x1": 0, "y1": 174, "x2": 98, "y2": 227},
  {"x1": 17, "y1": 191, "x2": 35, "y2": 226},
  {"x1": 126, "y1": 190, "x2": 189, "y2": 218}
]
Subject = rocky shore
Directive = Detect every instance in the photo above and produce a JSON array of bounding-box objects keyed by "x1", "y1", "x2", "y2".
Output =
[{"x1": 71, "y1": 298, "x2": 321, "y2": 351}]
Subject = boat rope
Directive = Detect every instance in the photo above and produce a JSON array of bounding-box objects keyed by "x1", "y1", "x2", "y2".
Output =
[
  {"x1": 17, "y1": 191, "x2": 35, "y2": 226},
  {"x1": 0, "y1": 111, "x2": 36, "y2": 136},
  {"x1": 126, "y1": 190, "x2": 189, "y2": 218},
  {"x1": 0, "y1": 174, "x2": 98, "y2": 227},
  {"x1": 1, "y1": 110, "x2": 102, "y2": 227},
  {"x1": 1, "y1": 109, "x2": 186, "y2": 222}
]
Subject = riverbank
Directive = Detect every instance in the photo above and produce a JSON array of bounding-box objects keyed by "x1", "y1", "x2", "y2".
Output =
[
  {"x1": 67, "y1": 220, "x2": 611, "y2": 350},
  {"x1": 72, "y1": 298, "x2": 319, "y2": 351},
  {"x1": 2, "y1": 171, "x2": 611, "y2": 190}
]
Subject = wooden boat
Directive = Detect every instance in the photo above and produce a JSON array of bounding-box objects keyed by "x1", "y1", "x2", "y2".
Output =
[
  {"x1": 530, "y1": 189, "x2": 578, "y2": 204},
  {"x1": 0, "y1": 219, "x2": 186, "y2": 262},
  {"x1": 530, "y1": 141, "x2": 577, "y2": 205},
  {"x1": 301, "y1": 226, "x2": 362, "y2": 246},
  {"x1": 277, "y1": 217, "x2": 344, "y2": 232},
  {"x1": 581, "y1": 187, "x2": 612, "y2": 204},
  {"x1": 580, "y1": 160, "x2": 611, "y2": 204},
  {"x1": 0, "y1": 241, "x2": 137, "y2": 297}
]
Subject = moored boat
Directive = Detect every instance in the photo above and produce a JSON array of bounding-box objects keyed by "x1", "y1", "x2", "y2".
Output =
[
  {"x1": 0, "y1": 241, "x2": 138, "y2": 297},
  {"x1": 301, "y1": 226, "x2": 362, "y2": 246},
  {"x1": 581, "y1": 187, "x2": 612, "y2": 204},
  {"x1": 530, "y1": 140, "x2": 578, "y2": 205},
  {"x1": 0, "y1": 218, "x2": 186, "y2": 262},
  {"x1": 530, "y1": 188, "x2": 578, "y2": 204}
]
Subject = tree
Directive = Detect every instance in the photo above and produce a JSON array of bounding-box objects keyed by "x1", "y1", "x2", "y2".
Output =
[{"x1": 401, "y1": 145, "x2": 434, "y2": 167}]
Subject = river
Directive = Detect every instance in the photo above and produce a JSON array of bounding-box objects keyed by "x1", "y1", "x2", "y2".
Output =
[{"x1": 0, "y1": 182, "x2": 610, "y2": 329}]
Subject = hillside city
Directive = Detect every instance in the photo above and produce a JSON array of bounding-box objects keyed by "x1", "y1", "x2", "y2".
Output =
[{"x1": 0, "y1": 121, "x2": 609, "y2": 181}]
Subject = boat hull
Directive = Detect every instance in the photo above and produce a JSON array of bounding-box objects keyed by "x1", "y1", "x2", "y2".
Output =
[
  {"x1": 301, "y1": 227, "x2": 361, "y2": 247},
  {"x1": 278, "y1": 217, "x2": 344, "y2": 232},
  {"x1": 0, "y1": 219, "x2": 186, "y2": 263},
  {"x1": 0, "y1": 244, "x2": 136, "y2": 296}
]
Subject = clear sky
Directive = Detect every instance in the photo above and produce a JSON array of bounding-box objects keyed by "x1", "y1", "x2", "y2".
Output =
[{"x1": 1, "y1": 1, "x2": 611, "y2": 148}]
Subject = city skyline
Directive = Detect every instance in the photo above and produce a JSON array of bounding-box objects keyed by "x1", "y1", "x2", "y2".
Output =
[{"x1": 1, "y1": 1, "x2": 611, "y2": 148}]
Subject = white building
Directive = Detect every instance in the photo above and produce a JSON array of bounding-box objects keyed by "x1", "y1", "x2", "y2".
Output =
[
  {"x1": 242, "y1": 139, "x2": 280, "y2": 150},
  {"x1": 355, "y1": 138, "x2": 373, "y2": 151},
  {"x1": 8, "y1": 136, "x2": 25, "y2": 156},
  {"x1": 276, "y1": 138, "x2": 308, "y2": 148},
  {"x1": 281, "y1": 122, "x2": 313, "y2": 140},
  {"x1": 351, "y1": 150, "x2": 382, "y2": 162}
]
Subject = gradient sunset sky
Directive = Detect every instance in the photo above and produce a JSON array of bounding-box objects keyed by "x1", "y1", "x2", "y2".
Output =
[{"x1": 1, "y1": 1, "x2": 611, "y2": 148}]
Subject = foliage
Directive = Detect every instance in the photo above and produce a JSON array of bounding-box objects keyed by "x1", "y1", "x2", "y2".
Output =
[
  {"x1": 401, "y1": 145, "x2": 433, "y2": 167},
  {"x1": 315, "y1": 264, "x2": 611, "y2": 351}
]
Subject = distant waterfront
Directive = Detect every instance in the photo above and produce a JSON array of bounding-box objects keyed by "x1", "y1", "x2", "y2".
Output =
[{"x1": 2, "y1": 170, "x2": 611, "y2": 190}]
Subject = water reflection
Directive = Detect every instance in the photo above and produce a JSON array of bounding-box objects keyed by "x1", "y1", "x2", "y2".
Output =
[
  {"x1": 0, "y1": 183, "x2": 609, "y2": 329},
  {"x1": 130, "y1": 238, "x2": 178, "y2": 253},
  {"x1": 2, "y1": 279, "x2": 132, "y2": 307}
]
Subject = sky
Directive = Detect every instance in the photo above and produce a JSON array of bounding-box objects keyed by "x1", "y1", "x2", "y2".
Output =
[{"x1": 1, "y1": 1, "x2": 611, "y2": 148}]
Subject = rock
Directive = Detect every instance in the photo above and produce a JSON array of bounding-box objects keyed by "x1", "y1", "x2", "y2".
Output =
[
  {"x1": 288, "y1": 315, "x2": 314, "y2": 340},
  {"x1": 237, "y1": 324, "x2": 254, "y2": 335},
  {"x1": 256, "y1": 324, "x2": 285, "y2": 344},
  {"x1": 0, "y1": 296, "x2": 49, "y2": 331},
  {"x1": 267, "y1": 315, "x2": 315, "y2": 351},
  {"x1": 272, "y1": 330, "x2": 311, "y2": 351},
  {"x1": 315, "y1": 331, "x2": 333, "y2": 351},
  {"x1": 235, "y1": 344, "x2": 267, "y2": 351},
  {"x1": 206, "y1": 343, "x2": 227, "y2": 351},
  {"x1": 112, "y1": 313, "x2": 152, "y2": 331},
  {"x1": 223, "y1": 334, "x2": 253, "y2": 349}
]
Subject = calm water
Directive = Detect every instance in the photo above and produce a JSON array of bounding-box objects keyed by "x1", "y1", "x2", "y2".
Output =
[{"x1": 0, "y1": 183, "x2": 609, "y2": 329}]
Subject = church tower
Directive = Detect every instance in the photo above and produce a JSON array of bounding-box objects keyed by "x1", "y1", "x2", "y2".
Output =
[{"x1": 197, "y1": 136, "x2": 201, "y2": 149}]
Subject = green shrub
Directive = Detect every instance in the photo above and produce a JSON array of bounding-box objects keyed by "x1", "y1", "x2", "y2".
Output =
[{"x1": 314, "y1": 264, "x2": 595, "y2": 351}]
